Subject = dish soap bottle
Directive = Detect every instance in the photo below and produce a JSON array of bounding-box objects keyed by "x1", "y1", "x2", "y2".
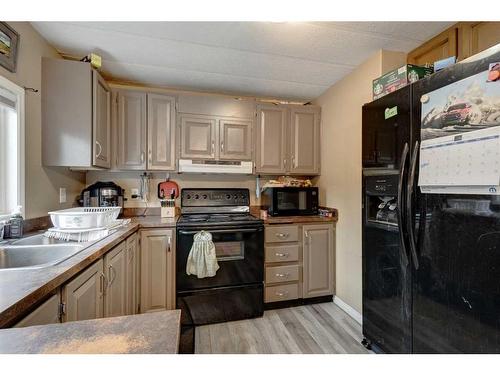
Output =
[{"x1": 9, "y1": 206, "x2": 24, "y2": 238}]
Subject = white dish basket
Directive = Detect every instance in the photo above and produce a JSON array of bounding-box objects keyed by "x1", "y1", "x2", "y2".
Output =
[{"x1": 48, "y1": 207, "x2": 121, "y2": 229}]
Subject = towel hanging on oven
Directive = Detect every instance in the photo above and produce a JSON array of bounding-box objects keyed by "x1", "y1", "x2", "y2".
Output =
[{"x1": 186, "y1": 231, "x2": 220, "y2": 278}]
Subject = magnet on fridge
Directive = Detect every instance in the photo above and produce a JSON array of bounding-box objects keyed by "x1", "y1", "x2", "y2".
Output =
[{"x1": 420, "y1": 94, "x2": 429, "y2": 103}]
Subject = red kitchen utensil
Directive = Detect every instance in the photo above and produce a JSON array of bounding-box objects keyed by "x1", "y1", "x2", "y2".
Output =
[{"x1": 158, "y1": 178, "x2": 179, "y2": 200}]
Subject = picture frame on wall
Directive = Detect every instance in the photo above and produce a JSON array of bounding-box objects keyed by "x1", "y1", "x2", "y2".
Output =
[{"x1": 0, "y1": 22, "x2": 20, "y2": 73}]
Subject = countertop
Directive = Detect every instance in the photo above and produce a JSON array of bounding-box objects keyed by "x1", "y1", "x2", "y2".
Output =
[
  {"x1": 0, "y1": 215, "x2": 179, "y2": 328},
  {"x1": 0, "y1": 310, "x2": 181, "y2": 354},
  {"x1": 249, "y1": 207, "x2": 338, "y2": 225}
]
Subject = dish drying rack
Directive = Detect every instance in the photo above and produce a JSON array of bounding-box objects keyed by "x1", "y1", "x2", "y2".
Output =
[{"x1": 45, "y1": 207, "x2": 129, "y2": 242}]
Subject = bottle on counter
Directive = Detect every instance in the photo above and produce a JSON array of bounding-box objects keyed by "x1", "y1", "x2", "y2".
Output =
[{"x1": 8, "y1": 206, "x2": 24, "y2": 238}]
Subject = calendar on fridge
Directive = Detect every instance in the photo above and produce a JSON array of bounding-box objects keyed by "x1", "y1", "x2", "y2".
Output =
[{"x1": 418, "y1": 69, "x2": 500, "y2": 194}]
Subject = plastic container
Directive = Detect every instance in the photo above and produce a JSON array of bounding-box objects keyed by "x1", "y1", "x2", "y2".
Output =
[
  {"x1": 48, "y1": 207, "x2": 121, "y2": 229},
  {"x1": 9, "y1": 205, "x2": 24, "y2": 238}
]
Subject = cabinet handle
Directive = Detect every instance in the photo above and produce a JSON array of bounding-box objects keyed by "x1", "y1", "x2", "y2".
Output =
[
  {"x1": 108, "y1": 265, "x2": 116, "y2": 287},
  {"x1": 283, "y1": 159, "x2": 287, "y2": 168},
  {"x1": 275, "y1": 291, "x2": 289, "y2": 297},
  {"x1": 275, "y1": 232, "x2": 289, "y2": 239},
  {"x1": 140, "y1": 151, "x2": 145, "y2": 163},
  {"x1": 292, "y1": 155, "x2": 296, "y2": 168},
  {"x1": 167, "y1": 236, "x2": 171, "y2": 252},
  {"x1": 95, "y1": 141, "x2": 102, "y2": 158},
  {"x1": 211, "y1": 140, "x2": 215, "y2": 154},
  {"x1": 220, "y1": 141, "x2": 224, "y2": 152},
  {"x1": 275, "y1": 252, "x2": 289, "y2": 258},
  {"x1": 275, "y1": 273, "x2": 290, "y2": 278},
  {"x1": 148, "y1": 149, "x2": 152, "y2": 163},
  {"x1": 99, "y1": 272, "x2": 107, "y2": 295}
]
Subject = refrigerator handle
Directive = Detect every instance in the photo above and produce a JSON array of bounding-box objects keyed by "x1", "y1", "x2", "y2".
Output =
[
  {"x1": 397, "y1": 142, "x2": 410, "y2": 267},
  {"x1": 407, "y1": 141, "x2": 420, "y2": 270}
]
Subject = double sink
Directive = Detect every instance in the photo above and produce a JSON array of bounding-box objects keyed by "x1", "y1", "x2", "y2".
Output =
[{"x1": 0, "y1": 234, "x2": 87, "y2": 271}]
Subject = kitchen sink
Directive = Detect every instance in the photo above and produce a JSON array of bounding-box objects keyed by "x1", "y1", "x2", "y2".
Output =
[{"x1": 0, "y1": 235, "x2": 85, "y2": 270}]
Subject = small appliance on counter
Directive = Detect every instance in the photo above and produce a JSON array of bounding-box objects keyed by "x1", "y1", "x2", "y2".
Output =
[
  {"x1": 79, "y1": 182, "x2": 125, "y2": 214},
  {"x1": 261, "y1": 186, "x2": 319, "y2": 216}
]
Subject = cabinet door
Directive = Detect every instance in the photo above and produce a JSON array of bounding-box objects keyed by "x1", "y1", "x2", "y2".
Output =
[
  {"x1": 62, "y1": 259, "x2": 104, "y2": 322},
  {"x1": 15, "y1": 293, "x2": 60, "y2": 328},
  {"x1": 179, "y1": 114, "x2": 217, "y2": 159},
  {"x1": 126, "y1": 233, "x2": 140, "y2": 315},
  {"x1": 116, "y1": 90, "x2": 147, "y2": 169},
  {"x1": 219, "y1": 118, "x2": 252, "y2": 160},
  {"x1": 458, "y1": 22, "x2": 500, "y2": 60},
  {"x1": 92, "y1": 71, "x2": 111, "y2": 168},
  {"x1": 140, "y1": 229, "x2": 175, "y2": 313},
  {"x1": 104, "y1": 241, "x2": 127, "y2": 318},
  {"x1": 255, "y1": 104, "x2": 287, "y2": 174},
  {"x1": 407, "y1": 28, "x2": 458, "y2": 65},
  {"x1": 147, "y1": 94, "x2": 176, "y2": 170},
  {"x1": 289, "y1": 107, "x2": 320, "y2": 175},
  {"x1": 303, "y1": 224, "x2": 335, "y2": 298}
]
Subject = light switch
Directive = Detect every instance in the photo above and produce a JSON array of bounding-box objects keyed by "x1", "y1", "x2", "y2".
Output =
[{"x1": 59, "y1": 188, "x2": 67, "y2": 203}]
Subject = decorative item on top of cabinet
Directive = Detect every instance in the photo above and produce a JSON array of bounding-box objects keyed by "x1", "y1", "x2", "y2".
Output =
[
  {"x1": 302, "y1": 224, "x2": 335, "y2": 298},
  {"x1": 140, "y1": 229, "x2": 175, "y2": 313},
  {"x1": 104, "y1": 241, "x2": 128, "y2": 318},
  {"x1": 42, "y1": 58, "x2": 111, "y2": 168},
  {"x1": 14, "y1": 293, "x2": 61, "y2": 328},
  {"x1": 62, "y1": 259, "x2": 105, "y2": 322}
]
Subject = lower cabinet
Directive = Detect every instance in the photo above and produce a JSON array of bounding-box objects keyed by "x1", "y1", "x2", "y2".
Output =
[
  {"x1": 14, "y1": 293, "x2": 61, "y2": 328},
  {"x1": 140, "y1": 229, "x2": 176, "y2": 313},
  {"x1": 126, "y1": 233, "x2": 140, "y2": 315},
  {"x1": 62, "y1": 259, "x2": 105, "y2": 322},
  {"x1": 302, "y1": 224, "x2": 335, "y2": 298},
  {"x1": 264, "y1": 222, "x2": 335, "y2": 303},
  {"x1": 104, "y1": 241, "x2": 128, "y2": 317}
]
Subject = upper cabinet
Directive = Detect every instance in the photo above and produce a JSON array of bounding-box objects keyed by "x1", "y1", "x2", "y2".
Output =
[
  {"x1": 408, "y1": 22, "x2": 500, "y2": 65},
  {"x1": 255, "y1": 104, "x2": 287, "y2": 174},
  {"x1": 255, "y1": 103, "x2": 321, "y2": 175},
  {"x1": 113, "y1": 89, "x2": 176, "y2": 171},
  {"x1": 116, "y1": 90, "x2": 147, "y2": 170},
  {"x1": 42, "y1": 58, "x2": 111, "y2": 168},
  {"x1": 179, "y1": 114, "x2": 217, "y2": 160},
  {"x1": 219, "y1": 118, "x2": 253, "y2": 161}
]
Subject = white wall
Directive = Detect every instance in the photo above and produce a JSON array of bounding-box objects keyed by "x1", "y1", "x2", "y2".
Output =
[
  {"x1": 313, "y1": 50, "x2": 406, "y2": 312},
  {"x1": 0, "y1": 22, "x2": 85, "y2": 218}
]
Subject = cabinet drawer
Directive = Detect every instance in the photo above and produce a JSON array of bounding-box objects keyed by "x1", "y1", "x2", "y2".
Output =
[
  {"x1": 265, "y1": 265, "x2": 300, "y2": 284},
  {"x1": 265, "y1": 283, "x2": 299, "y2": 303},
  {"x1": 265, "y1": 244, "x2": 300, "y2": 263},
  {"x1": 265, "y1": 225, "x2": 299, "y2": 243}
]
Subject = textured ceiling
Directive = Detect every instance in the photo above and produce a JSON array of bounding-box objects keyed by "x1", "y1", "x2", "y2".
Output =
[{"x1": 31, "y1": 22, "x2": 453, "y2": 100}]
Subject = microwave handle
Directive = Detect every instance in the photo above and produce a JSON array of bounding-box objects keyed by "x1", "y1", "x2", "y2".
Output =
[{"x1": 178, "y1": 228, "x2": 261, "y2": 235}]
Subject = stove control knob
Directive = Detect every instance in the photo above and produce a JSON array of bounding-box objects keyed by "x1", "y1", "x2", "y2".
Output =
[
  {"x1": 226, "y1": 194, "x2": 231, "y2": 199},
  {"x1": 194, "y1": 194, "x2": 199, "y2": 199},
  {"x1": 186, "y1": 195, "x2": 191, "y2": 199},
  {"x1": 203, "y1": 194, "x2": 207, "y2": 199},
  {"x1": 233, "y1": 195, "x2": 238, "y2": 199}
]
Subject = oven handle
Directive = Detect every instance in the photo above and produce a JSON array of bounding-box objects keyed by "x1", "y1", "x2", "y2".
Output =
[{"x1": 178, "y1": 228, "x2": 262, "y2": 235}]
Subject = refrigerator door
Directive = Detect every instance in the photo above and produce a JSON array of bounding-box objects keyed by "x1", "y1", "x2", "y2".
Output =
[
  {"x1": 362, "y1": 86, "x2": 411, "y2": 170},
  {"x1": 410, "y1": 45, "x2": 500, "y2": 353}
]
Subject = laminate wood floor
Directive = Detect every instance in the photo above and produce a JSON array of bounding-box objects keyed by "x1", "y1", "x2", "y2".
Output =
[{"x1": 195, "y1": 302, "x2": 370, "y2": 354}]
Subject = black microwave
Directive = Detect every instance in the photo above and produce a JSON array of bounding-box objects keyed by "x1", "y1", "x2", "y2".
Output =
[{"x1": 261, "y1": 187, "x2": 319, "y2": 216}]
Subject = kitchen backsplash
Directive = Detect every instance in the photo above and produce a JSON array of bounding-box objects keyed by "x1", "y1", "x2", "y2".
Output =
[{"x1": 86, "y1": 171, "x2": 274, "y2": 208}]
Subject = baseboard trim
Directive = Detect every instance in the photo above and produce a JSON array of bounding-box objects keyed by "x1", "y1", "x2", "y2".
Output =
[{"x1": 333, "y1": 296, "x2": 362, "y2": 325}]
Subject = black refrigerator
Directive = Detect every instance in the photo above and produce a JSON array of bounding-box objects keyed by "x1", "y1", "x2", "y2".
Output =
[{"x1": 362, "y1": 44, "x2": 500, "y2": 353}]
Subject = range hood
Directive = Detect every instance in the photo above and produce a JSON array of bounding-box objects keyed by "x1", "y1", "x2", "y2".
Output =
[{"x1": 178, "y1": 159, "x2": 253, "y2": 174}]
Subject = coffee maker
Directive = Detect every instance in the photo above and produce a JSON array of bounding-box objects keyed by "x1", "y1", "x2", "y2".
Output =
[{"x1": 80, "y1": 182, "x2": 124, "y2": 213}]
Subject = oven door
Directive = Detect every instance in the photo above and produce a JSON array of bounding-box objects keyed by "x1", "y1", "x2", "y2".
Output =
[{"x1": 176, "y1": 225, "x2": 264, "y2": 292}]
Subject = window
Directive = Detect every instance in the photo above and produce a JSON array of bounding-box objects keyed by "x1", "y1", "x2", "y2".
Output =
[{"x1": 0, "y1": 76, "x2": 24, "y2": 217}]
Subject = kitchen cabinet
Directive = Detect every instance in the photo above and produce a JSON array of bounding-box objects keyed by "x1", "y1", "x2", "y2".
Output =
[
  {"x1": 104, "y1": 241, "x2": 128, "y2": 318},
  {"x1": 289, "y1": 106, "x2": 320, "y2": 175},
  {"x1": 255, "y1": 104, "x2": 288, "y2": 174},
  {"x1": 116, "y1": 90, "x2": 147, "y2": 170},
  {"x1": 302, "y1": 224, "x2": 335, "y2": 298},
  {"x1": 140, "y1": 229, "x2": 175, "y2": 313},
  {"x1": 256, "y1": 103, "x2": 321, "y2": 175},
  {"x1": 14, "y1": 293, "x2": 61, "y2": 328},
  {"x1": 219, "y1": 118, "x2": 252, "y2": 161},
  {"x1": 148, "y1": 94, "x2": 176, "y2": 170},
  {"x1": 62, "y1": 259, "x2": 105, "y2": 322},
  {"x1": 407, "y1": 28, "x2": 457, "y2": 66},
  {"x1": 126, "y1": 233, "x2": 140, "y2": 315},
  {"x1": 179, "y1": 114, "x2": 217, "y2": 160},
  {"x1": 42, "y1": 58, "x2": 111, "y2": 168}
]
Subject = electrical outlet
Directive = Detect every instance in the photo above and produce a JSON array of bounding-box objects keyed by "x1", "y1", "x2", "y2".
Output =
[
  {"x1": 59, "y1": 188, "x2": 67, "y2": 204},
  {"x1": 131, "y1": 188, "x2": 139, "y2": 199}
]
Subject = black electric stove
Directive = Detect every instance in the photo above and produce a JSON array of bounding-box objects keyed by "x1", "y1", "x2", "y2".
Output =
[{"x1": 176, "y1": 188, "x2": 264, "y2": 353}]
